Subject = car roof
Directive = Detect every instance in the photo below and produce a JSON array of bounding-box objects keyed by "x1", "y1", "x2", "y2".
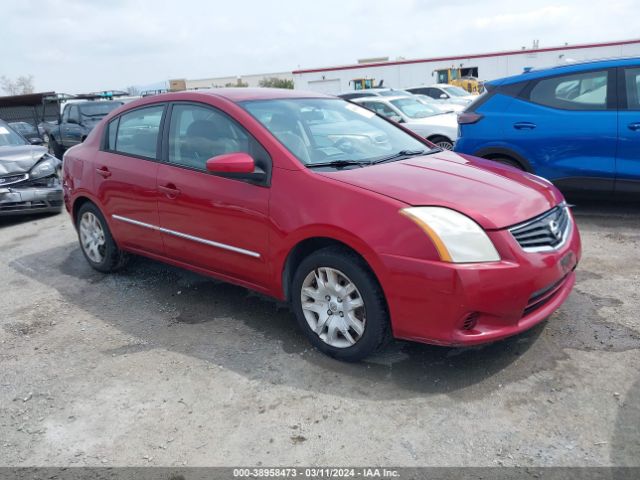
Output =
[
  {"x1": 353, "y1": 95, "x2": 414, "y2": 102},
  {"x1": 490, "y1": 56, "x2": 640, "y2": 86},
  {"x1": 165, "y1": 88, "x2": 331, "y2": 102}
]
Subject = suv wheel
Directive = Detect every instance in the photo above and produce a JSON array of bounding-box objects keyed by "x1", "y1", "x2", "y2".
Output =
[
  {"x1": 76, "y1": 202, "x2": 128, "y2": 272},
  {"x1": 291, "y1": 247, "x2": 389, "y2": 361}
]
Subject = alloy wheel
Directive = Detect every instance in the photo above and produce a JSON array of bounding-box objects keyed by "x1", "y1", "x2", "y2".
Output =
[{"x1": 79, "y1": 212, "x2": 106, "y2": 263}]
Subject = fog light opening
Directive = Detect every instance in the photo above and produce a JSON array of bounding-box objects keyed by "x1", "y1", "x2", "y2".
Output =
[{"x1": 461, "y1": 312, "x2": 479, "y2": 331}]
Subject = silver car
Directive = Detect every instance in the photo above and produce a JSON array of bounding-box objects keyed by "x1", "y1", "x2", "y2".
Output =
[{"x1": 352, "y1": 96, "x2": 458, "y2": 150}]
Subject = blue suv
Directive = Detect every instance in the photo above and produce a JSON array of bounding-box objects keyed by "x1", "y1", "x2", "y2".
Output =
[{"x1": 454, "y1": 58, "x2": 640, "y2": 197}]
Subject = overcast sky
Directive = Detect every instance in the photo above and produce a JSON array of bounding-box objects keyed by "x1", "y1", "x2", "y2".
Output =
[{"x1": 3, "y1": 0, "x2": 639, "y2": 93}]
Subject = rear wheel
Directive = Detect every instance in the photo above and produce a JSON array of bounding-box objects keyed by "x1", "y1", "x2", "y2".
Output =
[
  {"x1": 428, "y1": 135, "x2": 454, "y2": 150},
  {"x1": 291, "y1": 247, "x2": 389, "y2": 361},
  {"x1": 48, "y1": 136, "x2": 64, "y2": 158},
  {"x1": 76, "y1": 202, "x2": 128, "y2": 272},
  {"x1": 488, "y1": 156, "x2": 525, "y2": 170}
]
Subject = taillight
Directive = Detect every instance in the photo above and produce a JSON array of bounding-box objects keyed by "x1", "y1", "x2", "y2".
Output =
[{"x1": 457, "y1": 112, "x2": 483, "y2": 125}]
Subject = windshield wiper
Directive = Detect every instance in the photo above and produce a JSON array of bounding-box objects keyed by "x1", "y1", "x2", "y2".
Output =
[
  {"x1": 370, "y1": 149, "x2": 431, "y2": 165},
  {"x1": 306, "y1": 159, "x2": 367, "y2": 169}
]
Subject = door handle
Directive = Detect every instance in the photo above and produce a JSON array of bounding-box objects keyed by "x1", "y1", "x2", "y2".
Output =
[
  {"x1": 158, "y1": 184, "x2": 181, "y2": 199},
  {"x1": 96, "y1": 167, "x2": 111, "y2": 178},
  {"x1": 513, "y1": 122, "x2": 537, "y2": 130},
  {"x1": 628, "y1": 122, "x2": 640, "y2": 131}
]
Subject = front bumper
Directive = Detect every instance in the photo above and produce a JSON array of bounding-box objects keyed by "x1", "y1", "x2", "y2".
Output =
[
  {"x1": 0, "y1": 178, "x2": 63, "y2": 216},
  {"x1": 380, "y1": 213, "x2": 582, "y2": 346}
]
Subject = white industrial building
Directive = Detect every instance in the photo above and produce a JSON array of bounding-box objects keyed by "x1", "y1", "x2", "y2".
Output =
[{"x1": 293, "y1": 38, "x2": 640, "y2": 94}]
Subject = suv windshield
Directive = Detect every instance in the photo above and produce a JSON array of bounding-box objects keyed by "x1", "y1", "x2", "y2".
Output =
[
  {"x1": 443, "y1": 86, "x2": 469, "y2": 97},
  {"x1": 389, "y1": 98, "x2": 440, "y2": 118},
  {"x1": 242, "y1": 98, "x2": 431, "y2": 166},
  {"x1": 0, "y1": 122, "x2": 28, "y2": 147},
  {"x1": 79, "y1": 102, "x2": 123, "y2": 117}
]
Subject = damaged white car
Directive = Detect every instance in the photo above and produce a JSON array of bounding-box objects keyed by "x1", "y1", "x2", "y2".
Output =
[{"x1": 0, "y1": 119, "x2": 62, "y2": 216}]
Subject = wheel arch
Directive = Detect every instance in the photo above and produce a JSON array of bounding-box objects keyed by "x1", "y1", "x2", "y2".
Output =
[
  {"x1": 473, "y1": 147, "x2": 534, "y2": 172},
  {"x1": 280, "y1": 235, "x2": 386, "y2": 303}
]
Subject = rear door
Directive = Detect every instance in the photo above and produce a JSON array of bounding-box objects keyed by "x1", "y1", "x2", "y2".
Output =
[
  {"x1": 503, "y1": 68, "x2": 617, "y2": 194},
  {"x1": 94, "y1": 103, "x2": 166, "y2": 254},
  {"x1": 62, "y1": 105, "x2": 83, "y2": 147},
  {"x1": 156, "y1": 102, "x2": 271, "y2": 288},
  {"x1": 616, "y1": 65, "x2": 640, "y2": 196}
]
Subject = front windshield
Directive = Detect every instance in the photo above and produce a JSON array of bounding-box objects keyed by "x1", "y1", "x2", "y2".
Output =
[
  {"x1": 389, "y1": 98, "x2": 441, "y2": 118},
  {"x1": 0, "y1": 123, "x2": 28, "y2": 147},
  {"x1": 242, "y1": 98, "x2": 431, "y2": 166},
  {"x1": 79, "y1": 102, "x2": 123, "y2": 117},
  {"x1": 443, "y1": 86, "x2": 469, "y2": 97}
]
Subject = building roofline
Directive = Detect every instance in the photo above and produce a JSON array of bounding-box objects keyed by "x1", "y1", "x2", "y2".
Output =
[{"x1": 292, "y1": 38, "x2": 640, "y2": 75}]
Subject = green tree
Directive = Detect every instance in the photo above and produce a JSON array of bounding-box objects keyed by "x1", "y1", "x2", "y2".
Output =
[
  {"x1": 225, "y1": 79, "x2": 249, "y2": 88},
  {"x1": 258, "y1": 77, "x2": 294, "y2": 89}
]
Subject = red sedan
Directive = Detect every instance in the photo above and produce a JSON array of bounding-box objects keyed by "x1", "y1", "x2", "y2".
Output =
[{"x1": 62, "y1": 88, "x2": 581, "y2": 361}]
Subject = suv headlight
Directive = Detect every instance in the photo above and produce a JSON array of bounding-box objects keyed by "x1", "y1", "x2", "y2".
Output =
[
  {"x1": 400, "y1": 207, "x2": 500, "y2": 263},
  {"x1": 29, "y1": 156, "x2": 58, "y2": 179}
]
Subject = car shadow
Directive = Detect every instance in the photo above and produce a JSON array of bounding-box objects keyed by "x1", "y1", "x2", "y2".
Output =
[
  {"x1": 8, "y1": 239, "x2": 640, "y2": 401},
  {"x1": 0, "y1": 211, "x2": 61, "y2": 229}
]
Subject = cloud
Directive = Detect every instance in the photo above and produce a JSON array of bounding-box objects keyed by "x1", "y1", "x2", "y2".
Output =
[{"x1": 1, "y1": 0, "x2": 639, "y2": 93}]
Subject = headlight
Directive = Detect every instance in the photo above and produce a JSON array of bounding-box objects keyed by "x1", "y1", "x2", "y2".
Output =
[
  {"x1": 29, "y1": 156, "x2": 57, "y2": 179},
  {"x1": 400, "y1": 207, "x2": 500, "y2": 263}
]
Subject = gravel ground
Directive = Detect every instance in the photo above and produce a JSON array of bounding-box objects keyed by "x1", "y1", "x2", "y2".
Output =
[{"x1": 0, "y1": 201, "x2": 639, "y2": 467}]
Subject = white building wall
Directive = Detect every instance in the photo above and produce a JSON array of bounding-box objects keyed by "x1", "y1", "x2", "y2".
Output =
[
  {"x1": 293, "y1": 41, "x2": 640, "y2": 94},
  {"x1": 186, "y1": 71, "x2": 293, "y2": 89}
]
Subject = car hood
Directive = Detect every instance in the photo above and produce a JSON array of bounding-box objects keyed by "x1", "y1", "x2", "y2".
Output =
[
  {"x1": 318, "y1": 151, "x2": 562, "y2": 230},
  {"x1": 0, "y1": 145, "x2": 48, "y2": 175}
]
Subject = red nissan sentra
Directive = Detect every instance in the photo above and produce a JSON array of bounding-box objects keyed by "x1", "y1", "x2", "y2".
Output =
[{"x1": 62, "y1": 88, "x2": 581, "y2": 361}]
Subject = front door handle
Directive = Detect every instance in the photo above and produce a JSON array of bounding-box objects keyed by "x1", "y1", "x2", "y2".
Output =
[
  {"x1": 96, "y1": 167, "x2": 111, "y2": 178},
  {"x1": 513, "y1": 122, "x2": 537, "y2": 130},
  {"x1": 158, "y1": 184, "x2": 181, "y2": 199},
  {"x1": 628, "y1": 122, "x2": 640, "y2": 131}
]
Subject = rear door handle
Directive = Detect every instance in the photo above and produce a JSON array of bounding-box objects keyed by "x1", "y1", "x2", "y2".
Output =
[
  {"x1": 513, "y1": 122, "x2": 537, "y2": 130},
  {"x1": 628, "y1": 122, "x2": 640, "y2": 131},
  {"x1": 158, "y1": 184, "x2": 181, "y2": 199},
  {"x1": 96, "y1": 167, "x2": 111, "y2": 178}
]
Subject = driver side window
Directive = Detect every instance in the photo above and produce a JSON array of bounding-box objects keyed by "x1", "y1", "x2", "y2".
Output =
[{"x1": 167, "y1": 104, "x2": 268, "y2": 171}]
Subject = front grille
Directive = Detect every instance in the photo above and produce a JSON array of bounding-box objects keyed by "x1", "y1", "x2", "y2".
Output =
[
  {"x1": 509, "y1": 204, "x2": 570, "y2": 252},
  {"x1": 0, "y1": 173, "x2": 28, "y2": 186}
]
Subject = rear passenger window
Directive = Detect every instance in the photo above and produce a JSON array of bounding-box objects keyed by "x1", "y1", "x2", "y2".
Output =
[
  {"x1": 624, "y1": 67, "x2": 640, "y2": 110},
  {"x1": 529, "y1": 71, "x2": 608, "y2": 110},
  {"x1": 107, "y1": 117, "x2": 119, "y2": 150},
  {"x1": 113, "y1": 105, "x2": 164, "y2": 159}
]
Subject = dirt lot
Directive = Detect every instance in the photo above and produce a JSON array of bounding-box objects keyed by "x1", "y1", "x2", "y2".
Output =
[{"x1": 1, "y1": 202, "x2": 639, "y2": 467}]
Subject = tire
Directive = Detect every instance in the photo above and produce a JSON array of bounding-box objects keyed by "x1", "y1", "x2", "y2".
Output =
[
  {"x1": 48, "y1": 136, "x2": 64, "y2": 159},
  {"x1": 291, "y1": 246, "x2": 390, "y2": 362},
  {"x1": 76, "y1": 202, "x2": 128, "y2": 273},
  {"x1": 428, "y1": 135, "x2": 454, "y2": 151},
  {"x1": 488, "y1": 156, "x2": 525, "y2": 170}
]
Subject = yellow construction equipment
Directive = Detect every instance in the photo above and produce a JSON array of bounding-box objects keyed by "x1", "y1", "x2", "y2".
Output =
[
  {"x1": 434, "y1": 68, "x2": 483, "y2": 94},
  {"x1": 349, "y1": 78, "x2": 380, "y2": 90}
]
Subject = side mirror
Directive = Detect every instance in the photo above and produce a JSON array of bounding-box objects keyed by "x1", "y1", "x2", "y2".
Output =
[
  {"x1": 67, "y1": 118, "x2": 78, "y2": 124},
  {"x1": 206, "y1": 152, "x2": 266, "y2": 183},
  {"x1": 439, "y1": 93, "x2": 449, "y2": 99},
  {"x1": 389, "y1": 114, "x2": 403, "y2": 123},
  {"x1": 29, "y1": 137, "x2": 44, "y2": 145}
]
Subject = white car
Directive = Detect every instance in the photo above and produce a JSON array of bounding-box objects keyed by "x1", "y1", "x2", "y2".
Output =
[
  {"x1": 413, "y1": 94, "x2": 466, "y2": 113},
  {"x1": 337, "y1": 88, "x2": 413, "y2": 100},
  {"x1": 405, "y1": 84, "x2": 476, "y2": 106},
  {"x1": 352, "y1": 96, "x2": 458, "y2": 150}
]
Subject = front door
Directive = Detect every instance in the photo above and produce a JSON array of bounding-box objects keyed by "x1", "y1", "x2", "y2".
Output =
[
  {"x1": 156, "y1": 102, "x2": 271, "y2": 289},
  {"x1": 95, "y1": 103, "x2": 165, "y2": 254},
  {"x1": 504, "y1": 68, "x2": 617, "y2": 194},
  {"x1": 616, "y1": 65, "x2": 640, "y2": 196}
]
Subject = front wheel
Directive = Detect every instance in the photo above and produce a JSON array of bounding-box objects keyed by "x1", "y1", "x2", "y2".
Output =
[
  {"x1": 291, "y1": 247, "x2": 389, "y2": 361},
  {"x1": 428, "y1": 136, "x2": 454, "y2": 150}
]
